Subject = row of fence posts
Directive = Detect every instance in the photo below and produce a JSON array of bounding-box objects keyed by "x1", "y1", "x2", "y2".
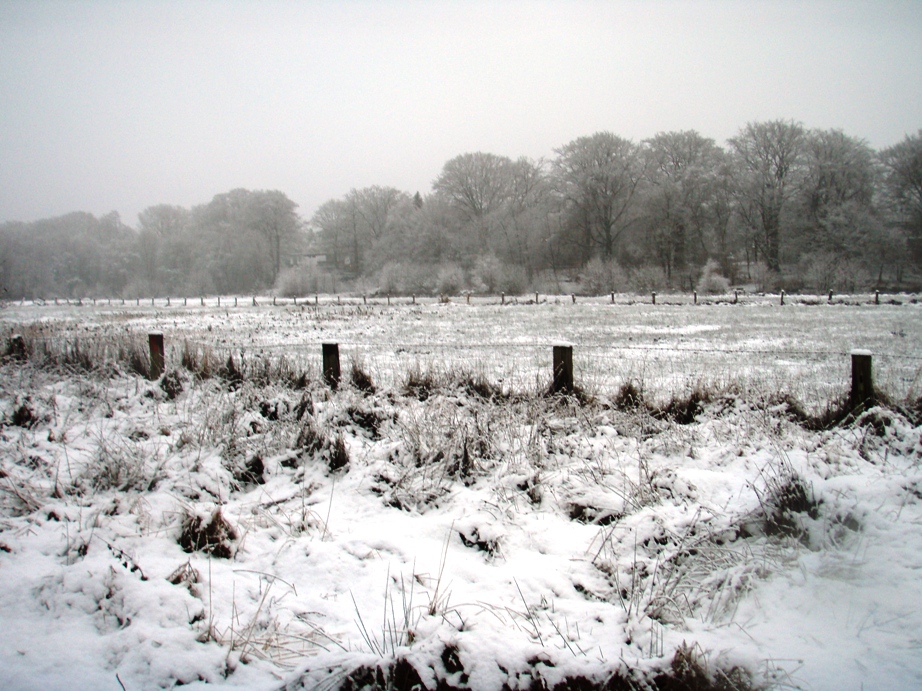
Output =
[
  {"x1": 47, "y1": 289, "x2": 885, "y2": 309},
  {"x1": 145, "y1": 334, "x2": 877, "y2": 412}
]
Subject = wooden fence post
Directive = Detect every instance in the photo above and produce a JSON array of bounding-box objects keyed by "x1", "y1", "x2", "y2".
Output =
[
  {"x1": 148, "y1": 333, "x2": 164, "y2": 380},
  {"x1": 828, "y1": 290, "x2": 833, "y2": 302},
  {"x1": 611, "y1": 292, "x2": 615, "y2": 304},
  {"x1": 850, "y1": 350, "x2": 873, "y2": 411},
  {"x1": 734, "y1": 289, "x2": 738, "y2": 304},
  {"x1": 552, "y1": 345, "x2": 574, "y2": 395},
  {"x1": 652, "y1": 291, "x2": 656, "y2": 305},
  {"x1": 571, "y1": 294, "x2": 576, "y2": 304},
  {"x1": 536, "y1": 292, "x2": 540, "y2": 304},
  {"x1": 322, "y1": 343, "x2": 341, "y2": 389},
  {"x1": 875, "y1": 290, "x2": 880, "y2": 305},
  {"x1": 501, "y1": 292, "x2": 505, "y2": 305},
  {"x1": 315, "y1": 295, "x2": 319, "y2": 305},
  {"x1": 780, "y1": 290, "x2": 785, "y2": 306},
  {"x1": 693, "y1": 291, "x2": 697, "y2": 305}
]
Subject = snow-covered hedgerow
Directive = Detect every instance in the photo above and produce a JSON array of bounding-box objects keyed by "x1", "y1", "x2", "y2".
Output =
[{"x1": 2, "y1": 315, "x2": 922, "y2": 690}]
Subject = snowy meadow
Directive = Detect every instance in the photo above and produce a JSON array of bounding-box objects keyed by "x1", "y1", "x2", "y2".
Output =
[{"x1": 1, "y1": 295, "x2": 921, "y2": 690}]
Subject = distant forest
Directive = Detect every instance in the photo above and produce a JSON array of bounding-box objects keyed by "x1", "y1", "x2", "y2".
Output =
[{"x1": 2, "y1": 121, "x2": 921, "y2": 300}]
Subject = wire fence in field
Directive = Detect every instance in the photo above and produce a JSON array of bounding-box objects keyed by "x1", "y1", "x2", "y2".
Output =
[
  {"x1": 169, "y1": 336, "x2": 922, "y2": 411},
  {"x1": 4, "y1": 294, "x2": 922, "y2": 410}
]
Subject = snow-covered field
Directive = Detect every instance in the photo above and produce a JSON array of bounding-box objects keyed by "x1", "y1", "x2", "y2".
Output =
[{"x1": 1, "y1": 297, "x2": 921, "y2": 690}]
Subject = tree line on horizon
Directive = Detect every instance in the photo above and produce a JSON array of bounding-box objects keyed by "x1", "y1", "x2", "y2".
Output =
[{"x1": 1, "y1": 121, "x2": 920, "y2": 300}]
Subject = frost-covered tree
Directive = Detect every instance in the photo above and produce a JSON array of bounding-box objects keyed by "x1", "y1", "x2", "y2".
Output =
[
  {"x1": 729, "y1": 120, "x2": 805, "y2": 273},
  {"x1": 553, "y1": 132, "x2": 646, "y2": 263}
]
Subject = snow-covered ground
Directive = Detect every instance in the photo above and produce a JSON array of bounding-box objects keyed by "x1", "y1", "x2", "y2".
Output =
[{"x1": 1, "y1": 298, "x2": 921, "y2": 690}]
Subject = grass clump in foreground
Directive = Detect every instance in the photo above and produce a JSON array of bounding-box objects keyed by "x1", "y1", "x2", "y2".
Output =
[{"x1": 325, "y1": 641, "x2": 760, "y2": 691}]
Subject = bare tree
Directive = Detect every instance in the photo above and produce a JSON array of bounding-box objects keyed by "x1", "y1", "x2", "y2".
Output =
[
  {"x1": 553, "y1": 132, "x2": 646, "y2": 263},
  {"x1": 728, "y1": 120, "x2": 805, "y2": 273}
]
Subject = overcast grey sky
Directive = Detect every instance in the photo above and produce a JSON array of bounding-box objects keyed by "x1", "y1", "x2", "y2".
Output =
[{"x1": 1, "y1": 0, "x2": 920, "y2": 226}]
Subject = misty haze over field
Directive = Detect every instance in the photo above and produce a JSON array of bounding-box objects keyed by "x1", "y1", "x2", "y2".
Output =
[{"x1": 1, "y1": 1, "x2": 921, "y2": 299}]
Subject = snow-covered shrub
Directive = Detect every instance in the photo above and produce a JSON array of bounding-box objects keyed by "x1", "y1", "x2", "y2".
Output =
[
  {"x1": 628, "y1": 265, "x2": 668, "y2": 293},
  {"x1": 436, "y1": 263, "x2": 466, "y2": 295},
  {"x1": 581, "y1": 257, "x2": 628, "y2": 295},
  {"x1": 695, "y1": 260, "x2": 731, "y2": 295}
]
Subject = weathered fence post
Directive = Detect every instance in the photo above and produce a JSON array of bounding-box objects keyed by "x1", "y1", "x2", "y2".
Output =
[
  {"x1": 412, "y1": 295, "x2": 416, "y2": 305},
  {"x1": 536, "y1": 292, "x2": 540, "y2": 304},
  {"x1": 733, "y1": 289, "x2": 738, "y2": 304},
  {"x1": 148, "y1": 333, "x2": 165, "y2": 380},
  {"x1": 322, "y1": 343, "x2": 341, "y2": 389},
  {"x1": 466, "y1": 293, "x2": 470, "y2": 305},
  {"x1": 571, "y1": 294, "x2": 576, "y2": 304},
  {"x1": 234, "y1": 297, "x2": 238, "y2": 307},
  {"x1": 363, "y1": 295, "x2": 367, "y2": 305},
  {"x1": 501, "y1": 292, "x2": 505, "y2": 305},
  {"x1": 652, "y1": 291, "x2": 656, "y2": 305},
  {"x1": 611, "y1": 292, "x2": 615, "y2": 304},
  {"x1": 850, "y1": 350, "x2": 873, "y2": 411},
  {"x1": 387, "y1": 295, "x2": 391, "y2": 306},
  {"x1": 693, "y1": 291, "x2": 698, "y2": 305},
  {"x1": 552, "y1": 345, "x2": 574, "y2": 395},
  {"x1": 315, "y1": 295, "x2": 319, "y2": 305},
  {"x1": 166, "y1": 297, "x2": 171, "y2": 306},
  {"x1": 273, "y1": 296, "x2": 277, "y2": 306},
  {"x1": 780, "y1": 290, "x2": 785, "y2": 306},
  {"x1": 252, "y1": 297, "x2": 257, "y2": 306},
  {"x1": 875, "y1": 290, "x2": 880, "y2": 305},
  {"x1": 828, "y1": 290, "x2": 834, "y2": 302}
]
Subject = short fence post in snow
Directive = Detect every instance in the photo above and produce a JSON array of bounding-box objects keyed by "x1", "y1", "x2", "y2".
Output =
[
  {"x1": 234, "y1": 297, "x2": 238, "y2": 307},
  {"x1": 151, "y1": 297, "x2": 155, "y2": 306},
  {"x1": 693, "y1": 291, "x2": 698, "y2": 305},
  {"x1": 611, "y1": 292, "x2": 615, "y2": 304},
  {"x1": 412, "y1": 295, "x2": 416, "y2": 305},
  {"x1": 363, "y1": 295, "x2": 367, "y2": 305},
  {"x1": 166, "y1": 297, "x2": 170, "y2": 306},
  {"x1": 828, "y1": 290, "x2": 834, "y2": 302},
  {"x1": 850, "y1": 350, "x2": 874, "y2": 411},
  {"x1": 501, "y1": 292, "x2": 505, "y2": 305},
  {"x1": 252, "y1": 297, "x2": 257, "y2": 306},
  {"x1": 466, "y1": 293, "x2": 470, "y2": 305},
  {"x1": 322, "y1": 343, "x2": 341, "y2": 390},
  {"x1": 148, "y1": 333, "x2": 165, "y2": 380},
  {"x1": 536, "y1": 292, "x2": 540, "y2": 304},
  {"x1": 273, "y1": 296, "x2": 277, "y2": 306},
  {"x1": 652, "y1": 291, "x2": 656, "y2": 305},
  {"x1": 875, "y1": 290, "x2": 880, "y2": 305},
  {"x1": 315, "y1": 295, "x2": 319, "y2": 305},
  {"x1": 552, "y1": 345, "x2": 574, "y2": 395},
  {"x1": 780, "y1": 290, "x2": 785, "y2": 306},
  {"x1": 734, "y1": 289, "x2": 738, "y2": 304},
  {"x1": 571, "y1": 294, "x2": 576, "y2": 304}
]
